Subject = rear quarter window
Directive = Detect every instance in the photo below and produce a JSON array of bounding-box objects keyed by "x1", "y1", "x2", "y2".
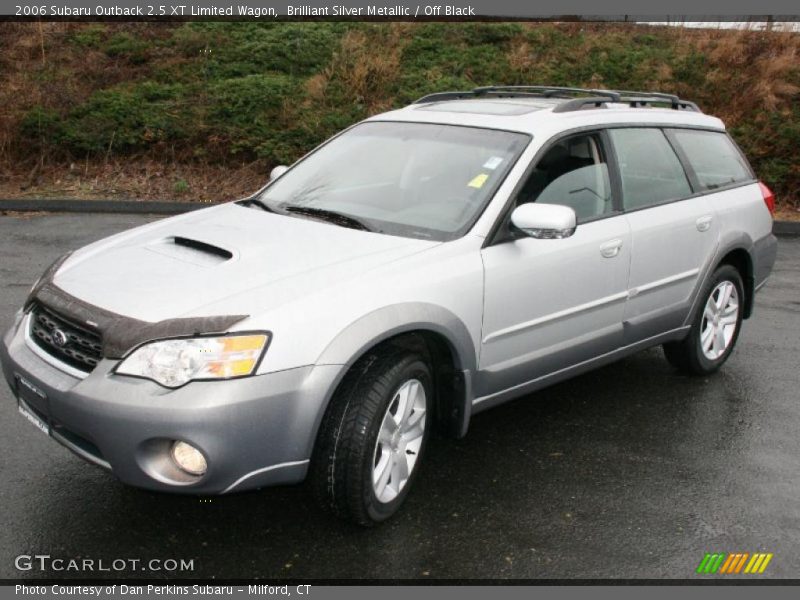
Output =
[
  {"x1": 669, "y1": 129, "x2": 754, "y2": 191},
  {"x1": 608, "y1": 128, "x2": 692, "y2": 210}
]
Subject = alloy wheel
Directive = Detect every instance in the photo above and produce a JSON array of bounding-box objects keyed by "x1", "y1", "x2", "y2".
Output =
[
  {"x1": 372, "y1": 378, "x2": 427, "y2": 504},
  {"x1": 700, "y1": 280, "x2": 739, "y2": 360}
]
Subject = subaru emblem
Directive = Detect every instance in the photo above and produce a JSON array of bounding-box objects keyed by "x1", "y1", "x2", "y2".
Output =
[{"x1": 52, "y1": 329, "x2": 68, "y2": 347}]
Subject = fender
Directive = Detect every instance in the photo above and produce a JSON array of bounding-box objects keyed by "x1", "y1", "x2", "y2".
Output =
[
  {"x1": 311, "y1": 302, "x2": 478, "y2": 440},
  {"x1": 683, "y1": 230, "x2": 755, "y2": 328},
  {"x1": 316, "y1": 302, "x2": 477, "y2": 371}
]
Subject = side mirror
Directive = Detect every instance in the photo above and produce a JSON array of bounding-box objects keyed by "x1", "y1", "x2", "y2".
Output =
[
  {"x1": 270, "y1": 165, "x2": 289, "y2": 181},
  {"x1": 510, "y1": 203, "x2": 576, "y2": 239}
]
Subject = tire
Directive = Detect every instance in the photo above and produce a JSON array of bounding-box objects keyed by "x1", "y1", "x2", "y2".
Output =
[
  {"x1": 663, "y1": 264, "x2": 744, "y2": 376},
  {"x1": 309, "y1": 346, "x2": 432, "y2": 526}
]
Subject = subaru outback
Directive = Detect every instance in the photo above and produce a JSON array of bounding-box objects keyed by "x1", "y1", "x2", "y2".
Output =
[{"x1": 1, "y1": 86, "x2": 778, "y2": 525}]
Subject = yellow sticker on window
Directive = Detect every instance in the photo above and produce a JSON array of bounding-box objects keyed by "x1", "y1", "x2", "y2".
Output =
[{"x1": 467, "y1": 173, "x2": 489, "y2": 189}]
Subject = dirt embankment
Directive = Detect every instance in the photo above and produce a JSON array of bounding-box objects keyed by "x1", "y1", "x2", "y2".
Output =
[{"x1": 1, "y1": 22, "x2": 798, "y2": 216}]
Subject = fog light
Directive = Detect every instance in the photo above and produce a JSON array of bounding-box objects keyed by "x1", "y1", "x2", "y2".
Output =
[{"x1": 170, "y1": 441, "x2": 207, "y2": 476}]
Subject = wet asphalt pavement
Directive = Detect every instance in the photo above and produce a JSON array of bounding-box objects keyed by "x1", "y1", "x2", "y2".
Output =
[{"x1": 0, "y1": 213, "x2": 798, "y2": 581}]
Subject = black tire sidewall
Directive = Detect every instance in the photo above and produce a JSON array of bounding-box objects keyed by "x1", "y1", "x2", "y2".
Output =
[
  {"x1": 362, "y1": 358, "x2": 432, "y2": 523},
  {"x1": 692, "y1": 265, "x2": 744, "y2": 372}
]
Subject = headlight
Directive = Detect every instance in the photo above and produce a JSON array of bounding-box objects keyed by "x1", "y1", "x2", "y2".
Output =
[{"x1": 116, "y1": 333, "x2": 269, "y2": 388}]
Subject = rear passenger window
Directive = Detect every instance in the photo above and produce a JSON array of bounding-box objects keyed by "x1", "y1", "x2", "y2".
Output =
[
  {"x1": 608, "y1": 128, "x2": 692, "y2": 210},
  {"x1": 670, "y1": 129, "x2": 752, "y2": 190}
]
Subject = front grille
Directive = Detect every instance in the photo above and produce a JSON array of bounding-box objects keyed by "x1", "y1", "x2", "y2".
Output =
[{"x1": 29, "y1": 304, "x2": 102, "y2": 373}]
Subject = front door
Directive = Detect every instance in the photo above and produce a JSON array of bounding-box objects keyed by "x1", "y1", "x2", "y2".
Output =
[{"x1": 478, "y1": 132, "x2": 631, "y2": 399}]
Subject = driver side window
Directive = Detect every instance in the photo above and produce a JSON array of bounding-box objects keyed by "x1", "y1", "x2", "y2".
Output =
[{"x1": 515, "y1": 133, "x2": 613, "y2": 223}]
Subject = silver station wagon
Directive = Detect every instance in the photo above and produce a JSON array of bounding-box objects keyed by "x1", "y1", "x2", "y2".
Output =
[{"x1": 1, "y1": 86, "x2": 778, "y2": 525}]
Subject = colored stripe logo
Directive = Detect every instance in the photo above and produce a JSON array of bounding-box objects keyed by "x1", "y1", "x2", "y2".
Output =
[{"x1": 696, "y1": 552, "x2": 773, "y2": 574}]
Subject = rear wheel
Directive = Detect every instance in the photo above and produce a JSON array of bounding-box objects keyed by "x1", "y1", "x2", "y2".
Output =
[
  {"x1": 310, "y1": 347, "x2": 432, "y2": 526},
  {"x1": 663, "y1": 264, "x2": 744, "y2": 375}
]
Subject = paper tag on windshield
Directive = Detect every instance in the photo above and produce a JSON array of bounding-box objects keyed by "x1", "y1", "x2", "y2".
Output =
[
  {"x1": 468, "y1": 173, "x2": 489, "y2": 189},
  {"x1": 483, "y1": 156, "x2": 503, "y2": 170}
]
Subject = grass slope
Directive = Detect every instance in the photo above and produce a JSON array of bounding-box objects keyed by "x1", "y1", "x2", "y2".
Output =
[{"x1": 0, "y1": 22, "x2": 797, "y2": 212}]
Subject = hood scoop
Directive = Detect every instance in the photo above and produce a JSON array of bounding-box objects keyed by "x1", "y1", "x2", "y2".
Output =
[{"x1": 145, "y1": 236, "x2": 234, "y2": 266}]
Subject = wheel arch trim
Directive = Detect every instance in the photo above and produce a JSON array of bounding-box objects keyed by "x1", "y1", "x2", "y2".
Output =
[
  {"x1": 685, "y1": 232, "x2": 756, "y2": 327},
  {"x1": 309, "y1": 303, "x2": 478, "y2": 448},
  {"x1": 315, "y1": 302, "x2": 477, "y2": 372}
]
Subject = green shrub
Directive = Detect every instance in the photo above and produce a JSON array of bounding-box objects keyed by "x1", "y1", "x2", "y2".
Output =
[
  {"x1": 205, "y1": 73, "x2": 299, "y2": 156},
  {"x1": 60, "y1": 82, "x2": 191, "y2": 153},
  {"x1": 175, "y1": 22, "x2": 346, "y2": 78},
  {"x1": 105, "y1": 32, "x2": 150, "y2": 65},
  {"x1": 173, "y1": 179, "x2": 190, "y2": 194},
  {"x1": 68, "y1": 25, "x2": 106, "y2": 49},
  {"x1": 19, "y1": 107, "x2": 64, "y2": 149}
]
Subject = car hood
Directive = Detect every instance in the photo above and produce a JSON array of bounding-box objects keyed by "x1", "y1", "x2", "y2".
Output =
[{"x1": 52, "y1": 203, "x2": 440, "y2": 322}]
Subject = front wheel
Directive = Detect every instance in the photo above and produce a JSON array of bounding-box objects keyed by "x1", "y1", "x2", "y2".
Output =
[
  {"x1": 310, "y1": 348, "x2": 432, "y2": 526},
  {"x1": 663, "y1": 264, "x2": 744, "y2": 375}
]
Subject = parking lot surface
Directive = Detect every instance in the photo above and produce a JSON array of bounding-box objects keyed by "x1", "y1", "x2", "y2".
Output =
[{"x1": 0, "y1": 213, "x2": 798, "y2": 580}]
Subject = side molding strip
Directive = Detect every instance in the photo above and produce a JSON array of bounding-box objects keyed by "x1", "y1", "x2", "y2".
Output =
[
  {"x1": 483, "y1": 268, "x2": 700, "y2": 345},
  {"x1": 630, "y1": 268, "x2": 700, "y2": 297},
  {"x1": 482, "y1": 291, "x2": 629, "y2": 344}
]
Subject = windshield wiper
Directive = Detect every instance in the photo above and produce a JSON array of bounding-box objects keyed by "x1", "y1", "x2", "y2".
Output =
[
  {"x1": 284, "y1": 206, "x2": 374, "y2": 232},
  {"x1": 241, "y1": 197, "x2": 277, "y2": 213}
]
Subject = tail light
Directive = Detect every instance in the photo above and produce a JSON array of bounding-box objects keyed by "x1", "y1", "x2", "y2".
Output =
[{"x1": 758, "y1": 182, "x2": 776, "y2": 215}]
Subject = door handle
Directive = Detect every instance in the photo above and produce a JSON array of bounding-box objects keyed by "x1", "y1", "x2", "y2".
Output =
[
  {"x1": 600, "y1": 239, "x2": 623, "y2": 258},
  {"x1": 696, "y1": 215, "x2": 713, "y2": 232}
]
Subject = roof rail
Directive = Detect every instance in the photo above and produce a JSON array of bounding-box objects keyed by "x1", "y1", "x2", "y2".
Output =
[
  {"x1": 414, "y1": 86, "x2": 620, "y2": 104},
  {"x1": 413, "y1": 85, "x2": 701, "y2": 113},
  {"x1": 614, "y1": 90, "x2": 701, "y2": 112},
  {"x1": 550, "y1": 97, "x2": 616, "y2": 113},
  {"x1": 472, "y1": 85, "x2": 621, "y2": 101},
  {"x1": 552, "y1": 95, "x2": 701, "y2": 113}
]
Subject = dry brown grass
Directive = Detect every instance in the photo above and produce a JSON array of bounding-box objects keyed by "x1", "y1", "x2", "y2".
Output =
[
  {"x1": 0, "y1": 158, "x2": 268, "y2": 202},
  {"x1": 305, "y1": 24, "x2": 409, "y2": 114},
  {"x1": 774, "y1": 207, "x2": 800, "y2": 221},
  {"x1": 691, "y1": 28, "x2": 800, "y2": 121}
]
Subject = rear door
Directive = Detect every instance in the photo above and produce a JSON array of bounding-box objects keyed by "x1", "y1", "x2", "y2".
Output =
[{"x1": 608, "y1": 127, "x2": 720, "y2": 344}]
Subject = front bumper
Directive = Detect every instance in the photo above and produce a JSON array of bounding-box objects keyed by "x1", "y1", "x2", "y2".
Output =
[{"x1": 1, "y1": 314, "x2": 341, "y2": 494}]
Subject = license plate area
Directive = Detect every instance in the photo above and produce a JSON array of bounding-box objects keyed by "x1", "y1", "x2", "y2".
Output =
[{"x1": 15, "y1": 374, "x2": 50, "y2": 435}]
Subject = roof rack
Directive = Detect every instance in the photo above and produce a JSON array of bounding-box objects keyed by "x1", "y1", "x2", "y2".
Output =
[
  {"x1": 413, "y1": 85, "x2": 701, "y2": 113},
  {"x1": 604, "y1": 89, "x2": 700, "y2": 112}
]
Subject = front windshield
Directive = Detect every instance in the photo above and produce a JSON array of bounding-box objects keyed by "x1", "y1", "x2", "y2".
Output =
[{"x1": 254, "y1": 122, "x2": 530, "y2": 240}]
